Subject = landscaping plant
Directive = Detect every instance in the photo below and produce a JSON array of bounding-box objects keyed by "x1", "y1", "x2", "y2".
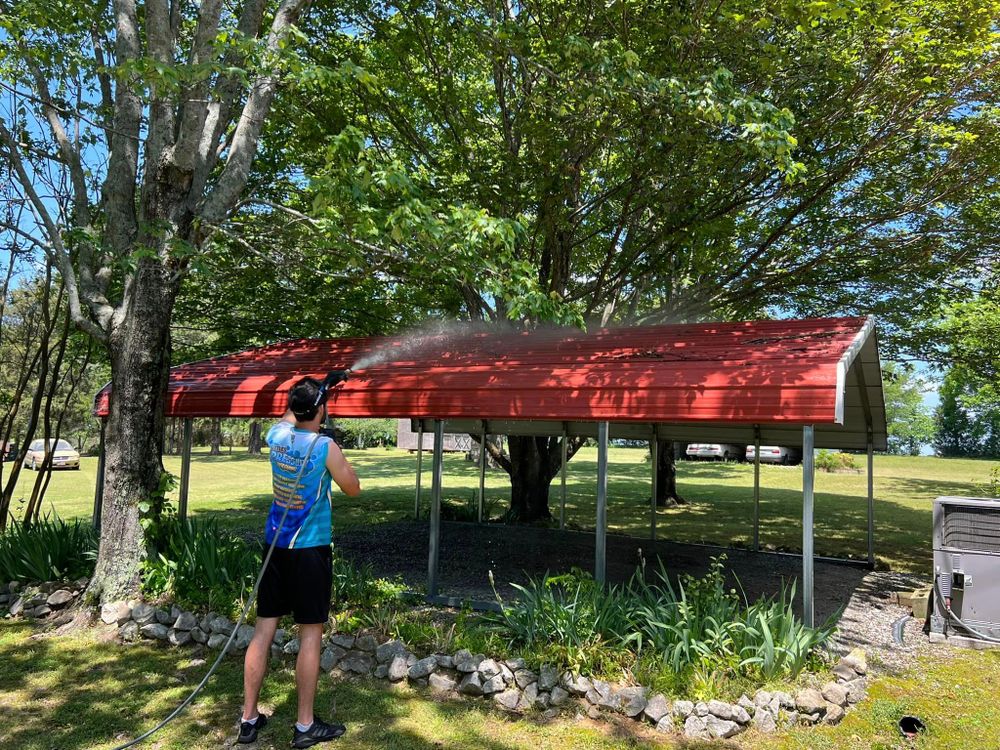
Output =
[{"x1": 0, "y1": 516, "x2": 96, "y2": 583}]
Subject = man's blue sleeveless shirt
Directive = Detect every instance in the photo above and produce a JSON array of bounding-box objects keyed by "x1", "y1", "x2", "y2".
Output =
[{"x1": 264, "y1": 421, "x2": 333, "y2": 548}]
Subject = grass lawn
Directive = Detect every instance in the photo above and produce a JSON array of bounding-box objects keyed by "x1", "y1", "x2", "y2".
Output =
[
  {"x1": 0, "y1": 619, "x2": 673, "y2": 750},
  {"x1": 5, "y1": 448, "x2": 996, "y2": 571}
]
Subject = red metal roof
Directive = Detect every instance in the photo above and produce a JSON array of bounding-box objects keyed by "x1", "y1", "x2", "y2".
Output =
[{"x1": 94, "y1": 317, "x2": 882, "y2": 429}]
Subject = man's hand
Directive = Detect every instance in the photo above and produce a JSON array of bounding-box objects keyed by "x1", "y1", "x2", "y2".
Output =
[{"x1": 325, "y1": 442, "x2": 361, "y2": 497}]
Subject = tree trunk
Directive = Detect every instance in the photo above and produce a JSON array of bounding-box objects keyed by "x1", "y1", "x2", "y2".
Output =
[
  {"x1": 247, "y1": 420, "x2": 262, "y2": 455},
  {"x1": 507, "y1": 435, "x2": 560, "y2": 521},
  {"x1": 209, "y1": 418, "x2": 222, "y2": 456},
  {"x1": 656, "y1": 440, "x2": 686, "y2": 507},
  {"x1": 88, "y1": 261, "x2": 177, "y2": 603}
]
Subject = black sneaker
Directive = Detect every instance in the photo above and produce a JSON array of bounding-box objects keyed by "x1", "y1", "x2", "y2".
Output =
[
  {"x1": 237, "y1": 712, "x2": 269, "y2": 744},
  {"x1": 291, "y1": 717, "x2": 346, "y2": 747}
]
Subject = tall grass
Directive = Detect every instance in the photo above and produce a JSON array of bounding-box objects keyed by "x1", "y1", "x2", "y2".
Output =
[
  {"x1": 487, "y1": 556, "x2": 836, "y2": 686},
  {"x1": 0, "y1": 517, "x2": 97, "y2": 583}
]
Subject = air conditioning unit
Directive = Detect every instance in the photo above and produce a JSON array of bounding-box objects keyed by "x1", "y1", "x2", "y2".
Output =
[{"x1": 931, "y1": 496, "x2": 1000, "y2": 641}]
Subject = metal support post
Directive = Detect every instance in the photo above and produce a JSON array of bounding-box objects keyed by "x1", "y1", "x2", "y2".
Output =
[
  {"x1": 178, "y1": 418, "x2": 193, "y2": 521},
  {"x1": 560, "y1": 423, "x2": 568, "y2": 530},
  {"x1": 478, "y1": 420, "x2": 487, "y2": 524},
  {"x1": 867, "y1": 430, "x2": 875, "y2": 568},
  {"x1": 802, "y1": 425, "x2": 816, "y2": 628},
  {"x1": 595, "y1": 421, "x2": 609, "y2": 585},
  {"x1": 650, "y1": 425, "x2": 658, "y2": 540},
  {"x1": 427, "y1": 420, "x2": 445, "y2": 597},
  {"x1": 414, "y1": 425, "x2": 424, "y2": 519},
  {"x1": 753, "y1": 424, "x2": 761, "y2": 552},
  {"x1": 92, "y1": 419, "x2": 107, "y2": 530}
]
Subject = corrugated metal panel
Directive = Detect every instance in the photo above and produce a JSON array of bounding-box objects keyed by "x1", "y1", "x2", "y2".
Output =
[{"x1": 94, "y1": 317, "x2": 884, "y2": 439}]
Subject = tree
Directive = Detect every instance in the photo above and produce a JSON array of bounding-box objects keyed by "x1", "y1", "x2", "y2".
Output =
[
  {"x1": 882, "y1": 363, "x2": 934, "y2": 456},
  {"x1": 288, "y1": 0, "x2": 1000, "y2": 519},
  {"x1": 935, "y1": 367, "x2": 1000, "y2": 458},
  {"x1": 0, "y1": 0, "x2": 311, "y2": 599}
]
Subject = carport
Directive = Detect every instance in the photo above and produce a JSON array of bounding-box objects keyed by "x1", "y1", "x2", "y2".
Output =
[{"x1": 94, "y1": 316, "x2": 887, "y2": 628}]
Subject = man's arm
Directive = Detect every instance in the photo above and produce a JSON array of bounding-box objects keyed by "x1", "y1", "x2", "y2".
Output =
[{"x1": 325, "y1": 442, "x2": 361, "y2": 497}]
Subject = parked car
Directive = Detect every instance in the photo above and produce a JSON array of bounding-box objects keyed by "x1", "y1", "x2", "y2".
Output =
[
  {"x1": 1, "y1": 442, "x2": 16, "y2": 463},
  {"x1": 746, "y1": 444, "x2": 802, "y2": 465},
  {"x1": 685, "y1": 443, "x2": 743, "y2": 461},
  {"x1": 22, "y1": 438, "x2": 81, "y2": 470}
]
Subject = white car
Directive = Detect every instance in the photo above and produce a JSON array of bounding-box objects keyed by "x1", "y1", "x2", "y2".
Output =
[
  {"x1": 23, "y1": 438, "x2": 81, "y2": 470},
  {"x1": 685, "y1": 443, "x2": 743, "y2": 461},
  {"x1": 746, "y1": 445, "x2": 802, "y2": 465}
]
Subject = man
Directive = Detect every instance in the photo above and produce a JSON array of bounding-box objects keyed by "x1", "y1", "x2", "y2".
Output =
[{"x1": 239, "y1": 377, "x2": 361, "y2": 747}]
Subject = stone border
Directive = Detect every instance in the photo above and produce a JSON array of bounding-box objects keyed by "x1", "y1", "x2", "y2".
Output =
[{"x1": 1, "y1": 582, "x2": 869, "y2": 741}]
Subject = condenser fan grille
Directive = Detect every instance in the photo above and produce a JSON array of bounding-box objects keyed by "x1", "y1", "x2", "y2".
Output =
[{"x1": 942, "y1": 505, "x2": 1000, "y2": 553}]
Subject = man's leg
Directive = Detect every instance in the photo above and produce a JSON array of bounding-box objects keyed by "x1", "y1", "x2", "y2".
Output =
[
  {"x1": 295, "y1": 623, "x2": 324, "y2": 727},
  {"x1": 242, "y1": 616, "x2": 280, "y2": 721}
]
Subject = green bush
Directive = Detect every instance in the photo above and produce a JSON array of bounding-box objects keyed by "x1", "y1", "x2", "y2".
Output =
[
  {"x1": 486, "y1": 557, "x2": 836, "y2": 690},
  {"x1": 0, "y1": 516, "x2": 97, "y2": 583},
  {"x1": 815, "y1": 450, "x2": 860, "y2": 472}
]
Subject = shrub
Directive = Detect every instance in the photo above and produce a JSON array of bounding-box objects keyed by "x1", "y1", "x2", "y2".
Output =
[
  {"x1": 331, "y1": 553, "x2": 405, "y2": 610},
  {"x1": 815, "y1": 450, "x2": 859, "y2": 472},
  {"x1": 0, "y1": 516, "x2": 97, "y2": 583}
]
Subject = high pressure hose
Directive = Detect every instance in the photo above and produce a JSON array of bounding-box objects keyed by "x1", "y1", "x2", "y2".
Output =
[
  {"x1": 111, "y1": 371, "x2": 349, "y2": 750},
  {"x1": 931, "y1": 576, "x2": 1000, "y2": 645}
]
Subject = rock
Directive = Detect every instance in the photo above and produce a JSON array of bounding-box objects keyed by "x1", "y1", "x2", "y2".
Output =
[
  {"x1": 321, "y1": 647, "x2": 344, "y2": 672},
  {"x1": 672, "y1": 700, "x2": 694, "y2": 719},
  {"x1": 455, "y1": 650, "x2": 484, "y2": 673},
  {"x1": 535, "y1": 691, "x2": 551, "y2": 709},
  {"x1": 706, "y1": 715, "x2": 743, "y2": 739},
  {"x1": 436, "y1": 654, "x2": 455, "y2": 669},
  {"x1": 505, "y1": 657, "x2": 526, "y2": 671},
  {"x1": 479, "y1": 658, "x2": 502, "y2": 679},
  {"x1": 643, "y1": 694, "x2": 670, "y2": 723},
  {"x1": 170, "y1": 604, "x2": 183, "y2": 620},
  {"x1": 514, "y1": 669, "x2": 538, "y2": 690},
  {"x1": 271, "y1": 644, "x2": 283, "y2": 659},
  {"x1": 199, "y1": 612, "x2": 218, "y2": 632},
  {"x1": 207, "y1": 633, "x2": 229, "y2": 650},
  {"x1": 517, "y1": 682, "x2": 538, "y2": 710},
  {"x1": 406, "y1": 654, "x2": 418, "y2": 667},
  {"x1": 412, "y1": 677, "x2": 429, "y2": 688},
  {"x1": 773, "y1": 691, "x2": 795, "y2": 710},
  {"x1": 154, "y1": 608, "x2": 174, "y2": 625},
  {"x1": 283, "y1": 638, "x2": 300, "y2": 655},
  {"x1": 707, "y1": 700, "x2": 736, "y2": 721},
  {"x1": 168, "y1": 628, "x2": 192, "y2": 647},
  {"x1": 494, "y1": 689, "x2": 521, "y2": 711},
  {"x1": 272, "y1": 628, "x2": 287, "y2": 647},
  {"x1": 538, "y1": 664, "x2": 559, "y2": 691},
  {"x1": 683, "y1": 715, "x2": 710, "y2": 739},
  {"x1": 374, "y1": 665, "x2": 389, "y2": 679},
  {"x1": 846, "y1": 678, "x2": 867, "y2": 704},
  {"x1": 119, "y1": 621, "x2": 140, "y2": 642},
  {"x1": 0, "y1": 593, "x2": 8, "y2": 605},
  {"x1": 209, "y1": 615, "x2": 233, "y2": 635},
  {"x1": 190, "y1": 627, "x2": 208, "y2": 644},
  {"x1": 753, "y1": 708, "x2": 778, "y2": 733},
  {"x1": 354, "y1": 634, "x2": 378, "y2": 652},
  {"x1": 7, "y1": 597, "x2": 24, "y2": 616},
  {"x1": 29, "y1": 605, "x2": 51, "y2": 618},
  {"x1": 173, "y1": 611, "x2": 198, "y2": 631},
  {"x1": 429, "y1": 672, "x2": 457, "y2": 693},
  {"x1": 822, "y1": 681, "x2": 849, "y2": 707},
  {"x1": 481, "y1": 674, "x2": 505, "y2": 695},
  {"x1": 832, "y1": 663, "x2": 857, "y2": 682},
  {"x1": 825, "y1": 703, "x2": 846, "y2": 725},
  {"x1": 694, "y1": 701, "x2": 710, "y2": 717},
  {"x1": 842, "y1": 648, "x2": 867, "y2": 675},
  {"x1": 9, "y1": 581, "x2": 21, "y2": 593},
  {"x1": 330, "y1": 633, "x2": 356, "y2": 650},
  {"x1": 388, "y1": 655, "x2": 409, "y2": 682},
  {"x1": 339, "y1": 651, "x2": 375, "y2": 674},
  {"x1": 132, "y1": 603, "x2": 156, "y2": 626},
  {"x1": 141, "y1": 623, "x2": 169, "y2": 640},
  {"x1": 586, "y1": 705, "x2": 601, "y2": 720},
  {"x1": 408, "y1": 656, "x2": 438, "y2": 680},
  {"x1": 234, "y1": 624, "x2": 255, "y2": 650},
  {"x1": 46, "y1": 590, "x2": 74, "y2": 608},
  {"x1": 375, "y1": 639, "x2": 406, "y2": 663},
  {"x1": 794, "y1": 689, "x2": 827, "y2": 716},
  {"x1": 738, "y1": 694, "x2": 755, "y2": 715},
  {"x1": 654, "y1": 715, "x2": 674, "y2": 733},
  {"x1": 753, "y1": 690, "x2": 772, "y2": 708},
  {"x1": 565, "y1": 674, "x2": 591, "y2": 696},
  {"x1": 616, "y1": 687, "x2": 647, "y2": 718},
  {"x1": 101, "y1": 601, "x2": 132, "y2": 626},
  {"x1": 458, "y1": 672, "x2": 484, "y2": 696},
  {"x1": 550, "y1": 686, "x2": 570, "y2": 707},
  {"x1": 800, "y1": 711, "x2": 822, "y2": 725}
]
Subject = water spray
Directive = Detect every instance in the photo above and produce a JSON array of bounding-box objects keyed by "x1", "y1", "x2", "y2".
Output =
[{"x1": 110, "y1": 371, "x2": 350, "y2": 750}]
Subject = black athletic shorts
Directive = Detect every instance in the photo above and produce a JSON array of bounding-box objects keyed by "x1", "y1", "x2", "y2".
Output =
[{"x1": 257, "y1": 544, "x2": 332, "y2": 624}]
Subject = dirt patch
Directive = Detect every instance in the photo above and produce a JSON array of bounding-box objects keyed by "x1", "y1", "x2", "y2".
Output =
[{"x1": 333, "y1": 520, "x2": 871, "y2": 624}]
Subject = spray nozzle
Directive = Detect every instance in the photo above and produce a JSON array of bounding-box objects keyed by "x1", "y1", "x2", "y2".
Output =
[{"x1": 313, "y1": 369, "x2": 352, "y2": 407}]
